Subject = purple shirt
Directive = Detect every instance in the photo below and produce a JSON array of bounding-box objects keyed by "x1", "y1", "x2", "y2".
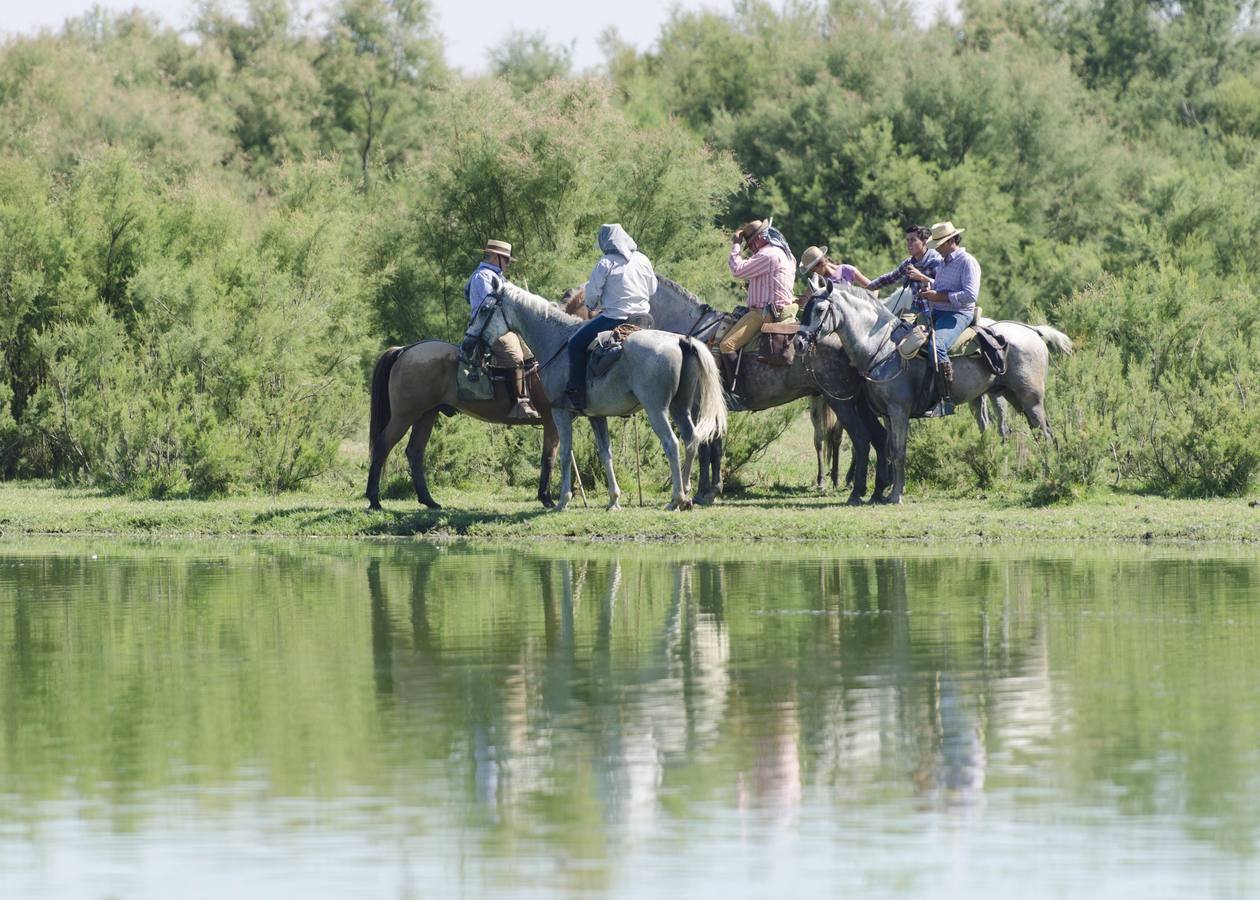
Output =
[
  {"x1": 827, "y1": 264, "x2": 858, "y2": 284},
  {"x1": 928, "y1": 247, "x2": 980, "y2": 314}
]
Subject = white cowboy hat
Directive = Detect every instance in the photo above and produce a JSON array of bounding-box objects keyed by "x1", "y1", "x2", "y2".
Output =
[
  {"x1": 798, "y1": 245, "x2": 829, "y2": 276},
  {"x1": 483, "y1": 239, "x2": 517, "y2": 261},
  {"x1": 926, "y1": 221, "x2": 965, "y2": 250}
]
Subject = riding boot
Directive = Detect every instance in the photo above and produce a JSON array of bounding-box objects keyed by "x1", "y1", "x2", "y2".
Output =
[
  {"x1": 721, "y1": 351, "x2": 747, "y2": 412},
  {"x1": 927, "y1": 358, "x2": 955, "y2": 418},
  {"x1": 507, "y1": 365, "x2": 540, "y2": 421}
]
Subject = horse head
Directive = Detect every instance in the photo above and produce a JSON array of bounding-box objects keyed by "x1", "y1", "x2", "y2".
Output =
[
  {"x1": 794, "y1": 275, "x2": 837, "y2": 353},
  {"x1": 461, "y1": 276, "x2": 509, "y2": 358}
]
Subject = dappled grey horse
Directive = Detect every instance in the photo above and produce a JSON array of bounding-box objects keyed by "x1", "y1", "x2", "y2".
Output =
[
  {"x1": 801, "y1": 280, "x2": 1073, "y2": 503},
  {"x1": 649, "y1": 276, "x2": 889, "y2": 505},
  {"x1": 882, "y1": 285, "x2": 1010, "y2": 437},
  {"x1": 462, "y1": 279, "x2": 726, "y2": 511}
]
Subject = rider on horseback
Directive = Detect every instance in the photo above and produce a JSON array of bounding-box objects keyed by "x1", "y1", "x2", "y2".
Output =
[
  {"x1": 720, "y1": 218, "x2": 797, "y2": 406},
  {"x1": 560, "y1": 224, "x2": 657, "y2": 412},
  {"x1": 906, "y1": 221, "x2": 981, "y2": 418},
  {"x1": 466, "y1": 239, "x2": 539, "y2": 420}
]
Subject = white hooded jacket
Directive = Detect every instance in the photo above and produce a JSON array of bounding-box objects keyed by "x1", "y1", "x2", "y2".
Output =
[{"x1": 585, "y1": 224, "x2": 656, "y2": 318}]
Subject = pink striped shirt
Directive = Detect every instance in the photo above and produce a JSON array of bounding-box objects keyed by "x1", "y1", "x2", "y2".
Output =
[{"x1": 729, "y1": 244, "x2": 796, "y2": 311}]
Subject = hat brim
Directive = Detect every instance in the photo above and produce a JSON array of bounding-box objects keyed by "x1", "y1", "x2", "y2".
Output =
[
  {"x1": 799, "y1": 245, "x2": 829, "y2": 275},
  {"x1": 927, "y1": 228, "x2": 963, "y2": 250},
  {"x1": 484, "y1": 248, "x2": 518, "y2": 262}
]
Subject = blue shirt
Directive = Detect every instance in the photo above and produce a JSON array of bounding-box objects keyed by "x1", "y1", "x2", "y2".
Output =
[
  {"x1": 465, "y1": 261, "x2": 504, "y2": 318},
  {"x1": 928, "y1": 247, "x2": 980, "y2": 314},
  {"x1": 867, "y1": 249, "x2": 943, "y2": 300}
]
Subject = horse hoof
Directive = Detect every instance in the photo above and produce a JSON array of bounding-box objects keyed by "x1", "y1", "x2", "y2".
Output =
[
  {"x1": 845, "y1": 495, "x2": 864, "y2": 507},
  {"x1": 676, "y1": 498, "x2": 693, "y2": 511},
  {"x1": 607, "y1": 503, "x2": 622, "y2": 512},
  {"x1": 539, "y1": 494, "x2": 555, "y2": 509},
  {"x1": 421, "y1": 501, "x2": 442, "y2": 510},
  {"x1": 367, "y1": 501, "x2": 382, "y2": 512}
]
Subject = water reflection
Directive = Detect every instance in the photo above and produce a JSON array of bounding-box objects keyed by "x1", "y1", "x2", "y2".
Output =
[{"x1": 3, "y1": 541, "x2": 1260, "y2": 896}]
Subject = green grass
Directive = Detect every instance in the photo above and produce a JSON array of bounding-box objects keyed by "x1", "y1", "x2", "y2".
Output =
[{"x1": 0, "y1": 480, "x2": 1257, "y2": 543}]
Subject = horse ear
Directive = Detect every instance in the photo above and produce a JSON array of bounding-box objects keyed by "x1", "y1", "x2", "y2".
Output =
[{"x1": 490, "y1": 274, "x2": 503, "y2": 296}]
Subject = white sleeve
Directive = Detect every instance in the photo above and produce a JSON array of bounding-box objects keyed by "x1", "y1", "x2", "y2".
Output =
[{"x1": 585, "y1": 258, "x2": 611, "y2": 308}]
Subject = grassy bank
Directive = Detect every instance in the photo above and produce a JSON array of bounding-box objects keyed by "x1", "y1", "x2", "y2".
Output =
[{"x1": 0, "y1": 481, "x2": 1257, "y2": 544}]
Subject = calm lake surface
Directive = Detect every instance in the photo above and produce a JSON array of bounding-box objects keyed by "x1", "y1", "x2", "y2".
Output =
[{"x1": 2, "y1": 539, "x2": 1259, "y2": 898}]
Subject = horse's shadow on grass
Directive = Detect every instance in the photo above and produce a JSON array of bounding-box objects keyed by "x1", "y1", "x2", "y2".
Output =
[{"x1": 248, "y1": 503, "x2": 550, "y2": 536}]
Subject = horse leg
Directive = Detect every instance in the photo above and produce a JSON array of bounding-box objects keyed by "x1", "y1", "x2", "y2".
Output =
[
  {"x1": 829, "y1": 432, "x2": 841, "y2": 489},
  {"x1": 552, "y1": 411, "x2": 575, "y2": 511},
  {"x1": 645, "y1": 406, "x2": 688, "y2": 511},
  {"x1": 404, "y1": 411, "x2": 441, "y2": 509},
  {"x1": 971, "y1": 396, "x2": 991, "y2": 433},
  {"x1": 831, "y1": 398, "x2": 870, "y2": 506},
  {"x1": 537, "y1": 415, "x2": 558, "y2": 508},
  {"x1": 366, "y1": 416, "x2": 411, "y2": 511},
  {"x1": 996, "y1": 394, "x2": 1012, "y2": 439},
  {"x1": 710, "y1": 435, "x2": 724, "y2": 499},
  {"x1": 810, "y1": 399, "x2": 826, "y2": 491},
  {"x1": 814, "y1": 435, "x2": 826, "y2": 492},
  {"x1": 589, "y1": 416, "x2": 621, "y2": 510},
  {"x1": 697, "y1": 441, "x2": 712, "y2": 502},
  {"x1": 669, "y1": 396, "x2": 698, "y2": 500},
  {"x1": 879, "y1": 409, "x2": 910, "y2": 505}
]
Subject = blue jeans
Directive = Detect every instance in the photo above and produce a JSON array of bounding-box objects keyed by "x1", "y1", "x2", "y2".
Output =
[
  {"x1": 566, "y1": 314, "x2": 626, "y2": 393},
  {"x1": 930, "y1": 309, "x2": 971, "y2": 364}
]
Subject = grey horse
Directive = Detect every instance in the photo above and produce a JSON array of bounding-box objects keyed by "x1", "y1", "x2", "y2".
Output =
[
  {"x1": 882, "y1": 285, "x2": 1010, "y2": 437},
  {"x1": 462, "y1": 279, "x2": 726, "y2": 511},
  {"x1": 649, "y1": 276, "x2": 889, "y2": 506},
  {"x1": 801, "y1": 280, "x2": 1073, "y2": 504}
]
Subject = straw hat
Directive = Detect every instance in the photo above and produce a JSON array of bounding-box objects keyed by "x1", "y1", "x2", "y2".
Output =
[
  {"x1": 483, "y1": 239, "x2": 516, "y2": 261},
  {"x1": 798, "y1": 245, "x2": 829, "y2": 276},
  {"x1": 734, "y1": 217, "x2": 773, "y2": 243},
  {"x1": 926, "y1": 221, "x2": 965, "y2": 250}
]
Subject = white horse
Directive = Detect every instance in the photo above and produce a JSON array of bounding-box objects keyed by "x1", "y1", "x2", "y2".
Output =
[
  {"x1": 802, "y1": 280, "x2": 1073, "y2": 503},
  {"x1": 462, "y1": 279, "x2": 726, "y2": 511}
]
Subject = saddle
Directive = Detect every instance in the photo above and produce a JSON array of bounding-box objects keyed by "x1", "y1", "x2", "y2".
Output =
[
  {"x1": 894, "y1": 307, "x2": 1007, "y2": 374},
  {"x1": 587, "y1": 316, "x2": 652, "y2": 378}
]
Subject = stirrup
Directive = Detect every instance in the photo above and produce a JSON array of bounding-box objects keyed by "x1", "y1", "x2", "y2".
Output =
[
  {"x1": 508, "y1": 400, "x2": 540, "y2": 421},
  {"x1": 723, "y1": 389, "x2": 747, "y2": 413},
  {"x1": 924, "y1": 399, "x2": 955, "y2": 418},
  {"x1": 557, "y1": 388, "x2": 585, "y2": 413}
]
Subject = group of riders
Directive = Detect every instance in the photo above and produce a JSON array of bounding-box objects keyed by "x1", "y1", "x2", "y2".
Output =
[{"x1": 465, "y1": 217, "x2": 981, "y2": 421}]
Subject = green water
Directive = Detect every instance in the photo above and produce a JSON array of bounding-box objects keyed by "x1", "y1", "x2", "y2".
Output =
[{"x1": 2, "y1": 539, "x2": 1259, "y2": 898}]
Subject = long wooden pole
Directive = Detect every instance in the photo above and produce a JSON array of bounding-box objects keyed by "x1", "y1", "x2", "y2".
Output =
[
  {"x1": 633, "y1": 415, "x2": 644, "y2": 507},
  {"x1": 570, "y1": 451, "x2": 589, "y2": 508}
]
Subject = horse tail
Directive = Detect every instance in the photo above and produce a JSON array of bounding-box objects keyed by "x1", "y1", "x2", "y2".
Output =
[
  {"x1": 1032, "y1": 325, "x2": 1074, "y2": 356},
  {"x1": 679, "y1": 337, "x2": 727, "y2": 444},
  {"x1": 369, "y1": 346, "x2": 405, "y2": 455}
]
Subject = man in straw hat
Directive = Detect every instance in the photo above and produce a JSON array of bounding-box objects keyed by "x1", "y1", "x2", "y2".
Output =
[
  {"x1": 466, "y1": 239, "x2": 539, "y2": 420},
  {"x1": 720, "y1": 217, "x2": 797, "y2": 406},
  {"x1": 905, "y1": 220, "x2": 981, "y2": 417}
]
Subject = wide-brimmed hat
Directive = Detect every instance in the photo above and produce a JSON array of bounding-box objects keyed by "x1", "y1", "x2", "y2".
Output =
[
  {"x1": 926, "y1": 221, "x2": 965, "y2": 250},
  {"x1": 483, "y1": 239, "x2": 516, "y2": 261},
  {"x1": 798, "y1": 245, "x2": 829, "y2": 276},
  {"x1": 735, "y1": 217, "x2": 773, "y2": 243}
]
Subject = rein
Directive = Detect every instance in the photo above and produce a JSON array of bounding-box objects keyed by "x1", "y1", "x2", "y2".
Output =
[
  {"x1": 804, "y1": 347, "x2": 857, "y2": 402},
  {"x1": 814, "y1": 296, "x2": 907, "y2": 385}
]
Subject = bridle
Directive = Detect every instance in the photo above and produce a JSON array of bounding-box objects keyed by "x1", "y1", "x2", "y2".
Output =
[{"x1": 805, "y1": 282, "x2": 907, "y2": 385}]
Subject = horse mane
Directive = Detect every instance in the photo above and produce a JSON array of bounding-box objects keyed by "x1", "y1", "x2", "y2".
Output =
[
  {"x1": 500, "y1": 280, "x2": 582, "y2": 326},
  {"x1": 833, "y1": 281, "x2": 898, "y2": 327},
  {"x1": 654, "y1": 274, "x2": 708, "y2": 311}
]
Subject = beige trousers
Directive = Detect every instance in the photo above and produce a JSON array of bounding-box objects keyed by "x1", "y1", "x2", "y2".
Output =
[{"x1": 490, "y1": 332, "x2": 532, "y2": 367}]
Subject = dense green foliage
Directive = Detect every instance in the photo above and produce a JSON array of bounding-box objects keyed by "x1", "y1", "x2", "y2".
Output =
[{"x1": 1, "y1": 0, "x2": 1257, "y2": 499}]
